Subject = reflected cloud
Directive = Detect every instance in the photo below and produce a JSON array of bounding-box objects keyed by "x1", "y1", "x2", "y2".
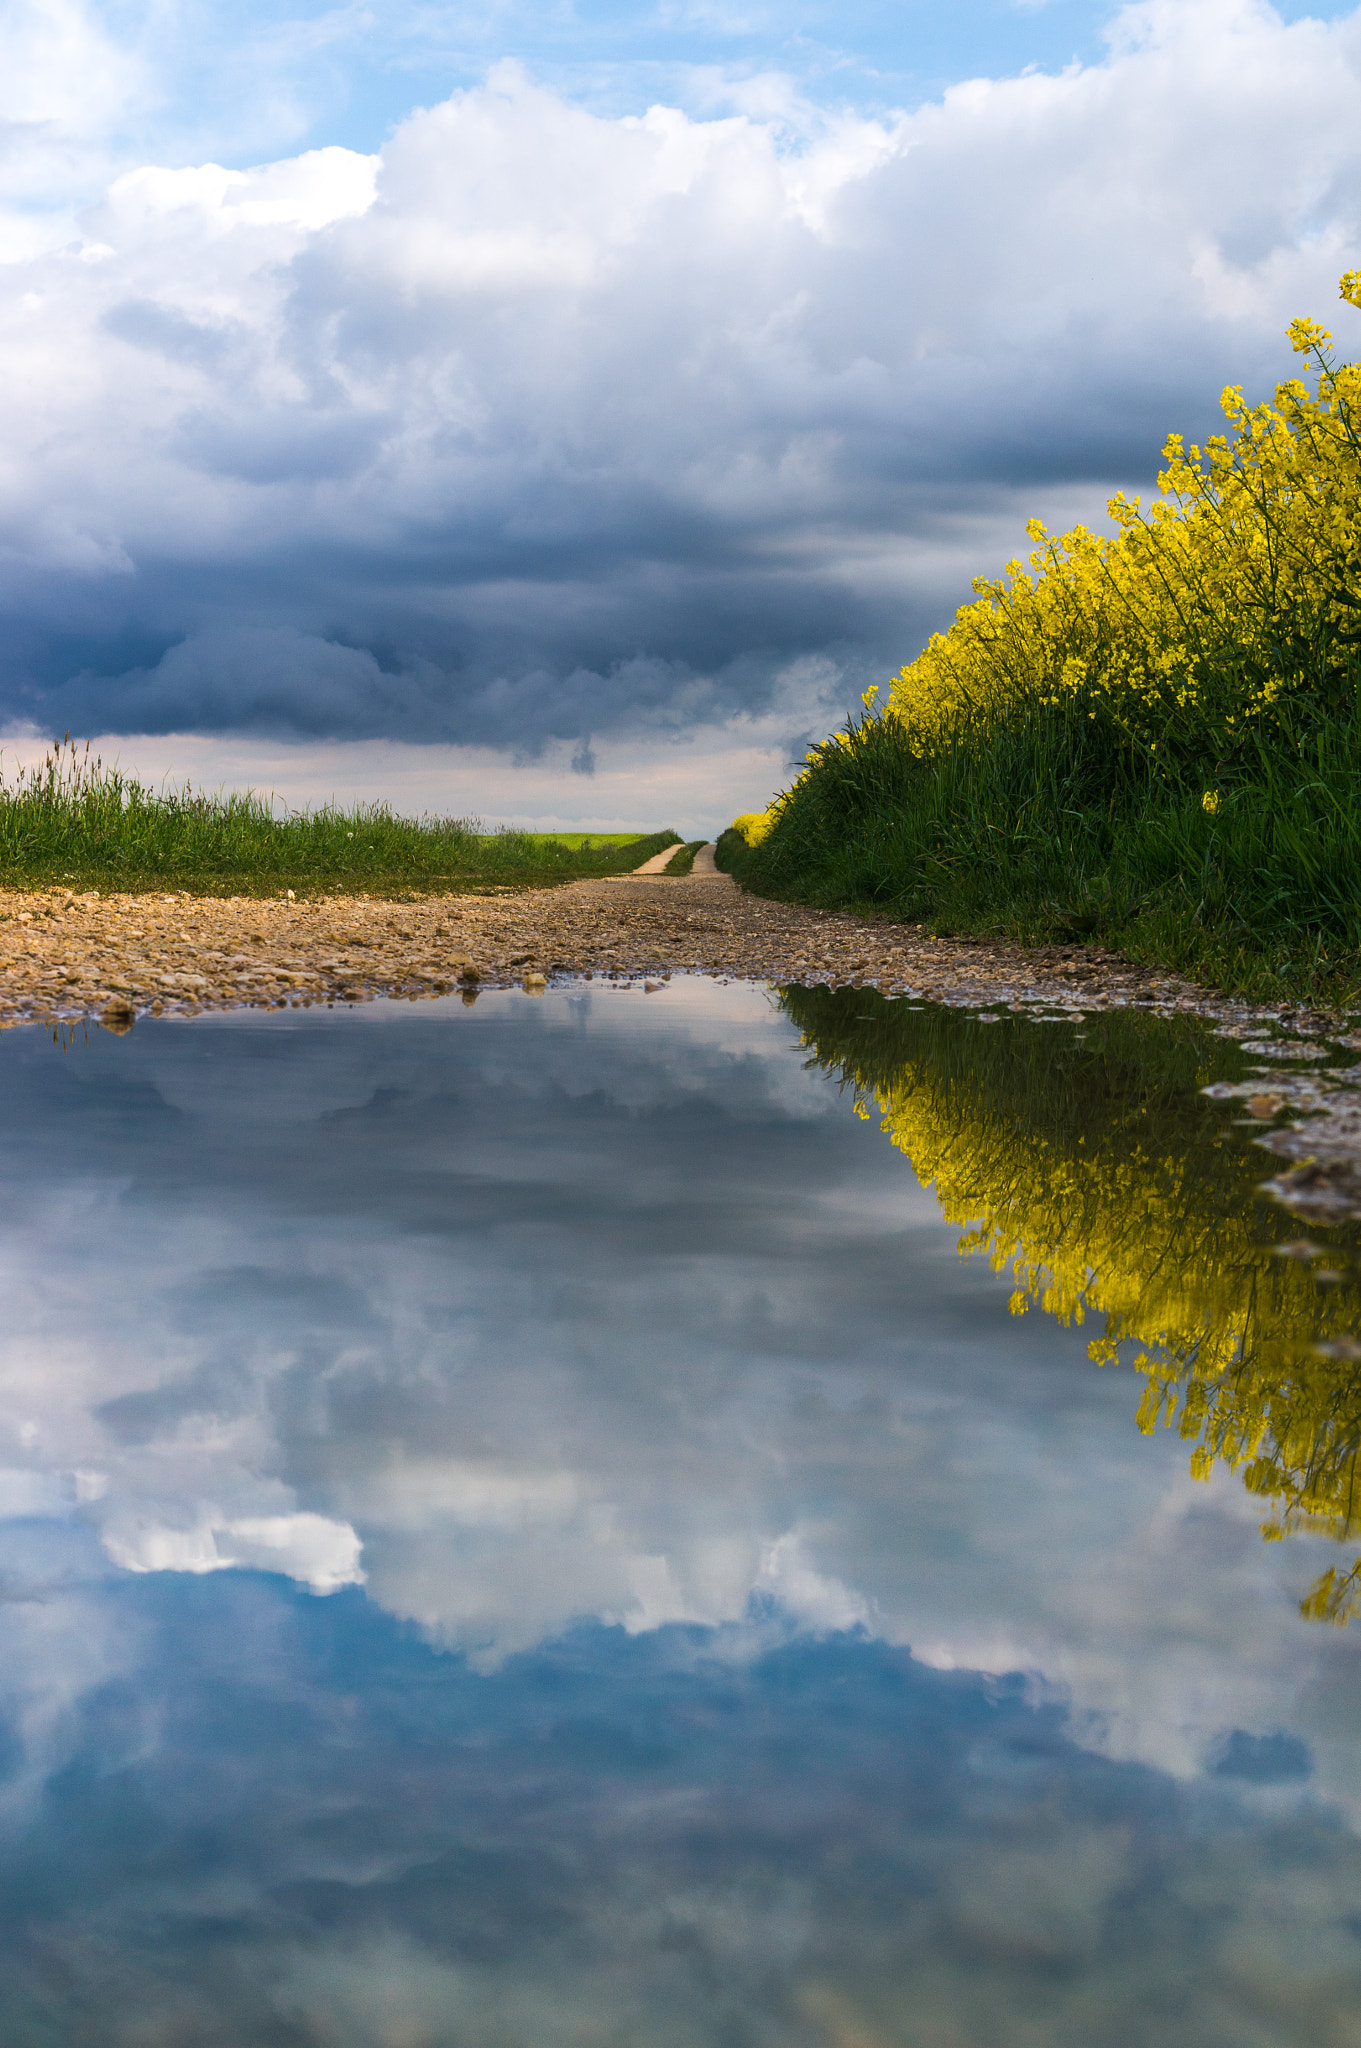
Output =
[
  {"x1": 0, "y1": 984, "x2": 1358, "y2": 2038},
  {"x1": 2, "y1": 1586, "x2": 1360, "y2": 2046},
  {"x1": 0, "y1": 984, "x2": 1355, "y2": 1798},
  {"x1": 104, "y1": 1509, "x2": 363, "y2": 1590}
]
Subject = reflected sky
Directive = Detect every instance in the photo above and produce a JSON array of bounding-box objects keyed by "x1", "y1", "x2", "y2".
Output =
[{"x1": 1, "y1": 982, "x2": 1359, "y2": 2044}]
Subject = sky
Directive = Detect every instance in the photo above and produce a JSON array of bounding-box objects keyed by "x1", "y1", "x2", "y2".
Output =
[{"x1": 2, "y1": 0, "x2": 1361, "y2": 827}]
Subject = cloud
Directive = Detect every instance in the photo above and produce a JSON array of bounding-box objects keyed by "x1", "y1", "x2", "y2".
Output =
[
  {"x1": 4, "y1": 975, "x2": 1361, "y2": 2033},
  {"x1": 0, "y1": 728, "x2": 801, "y2": 835},
  {"x1": 103, "y1": 1510, "x2": 365, "y2": 1591},
  {"x1": 0, "y1": 0, "x2": 149, "y2": 253},
  {"x1": 0, "y1": 6, "x2": 1360, "y2": 755}
]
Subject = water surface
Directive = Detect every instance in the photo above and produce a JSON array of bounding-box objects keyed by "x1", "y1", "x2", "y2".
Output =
[{"x1": 1, "y1": 981, "x2": 1359, "y2": 2045}]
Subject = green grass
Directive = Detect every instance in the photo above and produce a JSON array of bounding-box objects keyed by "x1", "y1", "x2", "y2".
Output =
[
  {"x1": 719, "y1": 682, "x2": 1361, "y2": 1008},
  {"x1": 489, "y1": 831, "x2": 656, "y2": 849},
  {"x1": 0, "y1": 742, "x2": 680, "y2": 897}
]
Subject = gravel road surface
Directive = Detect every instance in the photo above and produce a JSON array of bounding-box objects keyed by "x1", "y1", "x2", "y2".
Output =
[{"x1": 0, "y1": 872, "x2": 1305, "y2": 1038}]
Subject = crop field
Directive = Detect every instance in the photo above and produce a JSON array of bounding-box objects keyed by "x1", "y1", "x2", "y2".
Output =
[
  {"x1": 723, "y1": 274, "x2": 1361, "y2": 1004},
  {"x1": 487, "y1": 831, "x2": 655, "y2": 848}
]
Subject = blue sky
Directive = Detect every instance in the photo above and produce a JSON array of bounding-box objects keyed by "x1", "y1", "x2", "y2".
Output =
[
  {"x1": 50, "y1": 1, "x2": 1358, "y2": 167},
  {"x1": 104, "y1": 1, "x2": 1124, "y2": 163},
  {"x1": 3, "y1": 0, "x2": 1361, "y2": 819}
]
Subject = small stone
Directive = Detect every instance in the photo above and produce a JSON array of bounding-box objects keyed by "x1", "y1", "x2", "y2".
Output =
[{"x1": 99, "y1": 997, "x2": 136, "y2": 1034}]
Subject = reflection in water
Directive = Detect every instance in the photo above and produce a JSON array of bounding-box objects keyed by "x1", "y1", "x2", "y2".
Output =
[
  {"x1": 0, "y1": 983, "x2": 1358, "y2": 2043},
  {"x1": 783, "y1": 988, "x2": 1361, "y2": 1623}
]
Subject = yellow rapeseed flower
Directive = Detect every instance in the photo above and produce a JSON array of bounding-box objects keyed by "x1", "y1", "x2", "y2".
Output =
[{"x1": 878, "y1": 275, "x2": 1361, "y2": 767}]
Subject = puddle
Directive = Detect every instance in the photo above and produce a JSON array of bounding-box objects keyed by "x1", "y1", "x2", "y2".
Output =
[{"x1": 1, "y1": 981, "x2": 1359, "y2": 2044}]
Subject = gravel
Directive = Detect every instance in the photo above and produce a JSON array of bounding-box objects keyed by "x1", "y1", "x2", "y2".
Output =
[{"x1": 0, "y1": 871, "x2": 1307, "y2": 1033}]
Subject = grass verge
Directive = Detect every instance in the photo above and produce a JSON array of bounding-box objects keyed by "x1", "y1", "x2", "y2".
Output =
[
  {"x1": 717, "y1": 700, "x2": 1361, "y2": 1009},
  {"x1": 0, "y1": 743, "x2": 680, "y2": 896}
]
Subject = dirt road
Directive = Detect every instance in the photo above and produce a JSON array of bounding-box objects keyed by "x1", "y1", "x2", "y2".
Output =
[{"x1": 0, "y1": 872, "x2": 1291, "y2": 1035}]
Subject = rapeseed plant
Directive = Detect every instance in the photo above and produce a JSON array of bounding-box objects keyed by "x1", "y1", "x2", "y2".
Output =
[
  {"x1": 730, "y1": 810, "x2": 777, "y2": 848},
  {"x1": 721, "y1": 276, "x2": 1361, "y2": 996},
  {"x1": 888, "y1": 272, "x2": 1361, "y2": 763}
]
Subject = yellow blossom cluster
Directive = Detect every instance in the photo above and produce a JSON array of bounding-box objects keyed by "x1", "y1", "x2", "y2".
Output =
[{"x1": 887, "y1": 275, "x2": 1361, "y2": 763}]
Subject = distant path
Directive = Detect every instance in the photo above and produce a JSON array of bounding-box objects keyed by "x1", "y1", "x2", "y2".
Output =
[
  {"x1": 631, "y1": 841, "x2": 724, "y2": 879},
  {"x1": 632, "y1": 843, "x2": 683, "y2": 874},
  {"x1": 0, "y1": 867, "x2": 1308, "y2": 1038}
]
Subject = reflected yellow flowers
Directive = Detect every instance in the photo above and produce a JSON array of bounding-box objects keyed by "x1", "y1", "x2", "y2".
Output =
[{"x1": 784, "y1": 987, "x2": 1361, "y2": 1624}]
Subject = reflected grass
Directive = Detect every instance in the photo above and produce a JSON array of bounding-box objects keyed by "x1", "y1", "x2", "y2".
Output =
[{"x1": 782, "y1": 985, "x2": 1361, "y2": 1622}]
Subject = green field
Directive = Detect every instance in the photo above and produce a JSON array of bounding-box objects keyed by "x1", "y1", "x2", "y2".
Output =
[
  {"x1": 0, "y1": 743, "x2": 680, "y2": 896},
  {"x1": 484, "y1": 831, "x2": 655, "y2": 849}
]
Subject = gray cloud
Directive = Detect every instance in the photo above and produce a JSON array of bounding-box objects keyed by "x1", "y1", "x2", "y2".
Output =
[
  {"x1": 173, "y1": 406, "x2": 391, "y2": 484},
  {"x1": 1, "y1": 10, "x2": 1360, "y2": 748}
]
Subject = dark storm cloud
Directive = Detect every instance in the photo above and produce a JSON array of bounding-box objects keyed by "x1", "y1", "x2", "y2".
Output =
[{"x1": 1, "y1": 8, "x2": 1360, "y2": 746}]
